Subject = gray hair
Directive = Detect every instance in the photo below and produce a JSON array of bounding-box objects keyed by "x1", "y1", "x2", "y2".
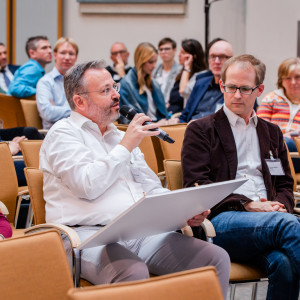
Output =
[{"x1": 64, "y1": 60, "x2": 106, "y2": 110}]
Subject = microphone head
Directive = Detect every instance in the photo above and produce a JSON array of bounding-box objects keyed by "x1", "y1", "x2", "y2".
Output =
[{"x1": 119, "y1": 106, "x2": 137, "y2": 121}]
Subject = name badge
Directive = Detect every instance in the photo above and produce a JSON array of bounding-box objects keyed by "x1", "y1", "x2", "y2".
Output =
[{"x1": 265, "y1": 159, "x2": 285, "y2": 176}]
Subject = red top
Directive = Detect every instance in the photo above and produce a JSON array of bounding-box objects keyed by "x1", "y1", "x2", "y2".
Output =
[{"x1": 0, "y1": 212, "x2": 12, "y2": 238}]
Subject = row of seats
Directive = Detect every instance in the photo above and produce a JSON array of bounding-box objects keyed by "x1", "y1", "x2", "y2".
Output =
[
  {"x1": 0, "y1": 141, "x2": 266, "y2": 300},
  {"x1": 0, "y1": 229, "x2": 223, "y2": 300},
  {"x1": 1, "y1": 123, "x2": 300, "y2": 299},
  {"x1": 0, "y1": 94, "x2": 42, "y2": 129}
]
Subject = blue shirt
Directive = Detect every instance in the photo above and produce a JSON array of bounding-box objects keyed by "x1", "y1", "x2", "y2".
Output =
[
  {"x1": 7, "y1": 59, "x2": 45, "y2": 98},
  {"x1": 36, "y1": 67, "x2": 71, "y2": 129}
]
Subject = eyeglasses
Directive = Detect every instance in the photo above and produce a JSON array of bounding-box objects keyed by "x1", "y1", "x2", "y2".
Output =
[
  {"x1": 111, "y1": 50, "x2": 127, "y2": 56},
  {"x1": 282, "y1": 76, "x2": 300, "y2": 83},
  {"x1": 209, "y1": 55, "x2": 232, "y2": 62},
  {"x1": 57, "y1": 51, "x2": 76, "y2": 56},
  {"x1": 222, "y1": 84, "x2": 260, "y2": 95},
  {"x1": 159, "y1": 47, "x2": 173, "y2": 52},
  {"x1": 78, "y1": 82, "x2": 120, "y2": 97}
]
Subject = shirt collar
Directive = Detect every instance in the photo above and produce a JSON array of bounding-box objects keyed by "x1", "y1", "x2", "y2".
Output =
[
  {"x1": 51, "y1": 66, "x2": 63, "y2": 79},
  {"x1": 70, "y1": 111, "x2": 119, "y2": 136},
  {"x1": 29, "y1": 58, "x2": 45, "y2": 72},
  {"x1": 223, "y1": 104, "x2": 258, "y2": 127},
  {"x1": 0, "y1": 66, "x2": 8, "y2": 72}
]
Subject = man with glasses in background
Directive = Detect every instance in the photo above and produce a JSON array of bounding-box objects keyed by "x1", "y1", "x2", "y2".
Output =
[
  {"x1": 36, "y1": 37, "x2": 78, "y2": 129},
  {"x1": 153, "y1": 37, "x2": 181, "y2": 104},
  {"x1": 106, "y1": 42, "x2": 131, "y2": 83},
  {"x1": 39, "y1": 60, "x2": 231, "y2": 297},
  {"x1": 0, "y1": 42, "x2": 19, "y2": 94},
  {"x1": 179, "y1": 38, "x2": 233, "y2": 123},
  {"x1": 182, "y1": 54, "x2": 300, "y2": 300}
]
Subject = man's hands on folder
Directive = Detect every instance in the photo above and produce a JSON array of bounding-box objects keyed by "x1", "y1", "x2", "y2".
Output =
[{"x1": 187, "y1": 210, "x2": 210, "y2": 227}]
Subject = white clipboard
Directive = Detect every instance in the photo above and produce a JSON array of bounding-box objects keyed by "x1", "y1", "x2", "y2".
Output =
[{"x1": 77, "y1": 178, "x2": 247, "y2": 250}]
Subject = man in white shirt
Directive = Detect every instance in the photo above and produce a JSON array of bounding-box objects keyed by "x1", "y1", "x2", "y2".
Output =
[
  {"x1": 39, "y1": 60, "x2": 230, "y2": 295},
  {"x1": 153, "y1": 37, "x2": 181, "y2": 104},
  {"x1": 182, "y1": 54, "x2": 300, "y2": 300},
  {"x1": 0, "y1": 43, "x2": 19, "y2": 93}
]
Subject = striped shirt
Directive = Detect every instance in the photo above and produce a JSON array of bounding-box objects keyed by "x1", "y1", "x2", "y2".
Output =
[{"x1": 257, "y1": 89, "x2": 300, "y2": 133}]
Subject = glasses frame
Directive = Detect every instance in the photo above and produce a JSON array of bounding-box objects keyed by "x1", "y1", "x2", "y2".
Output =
[
  {"x1": 77, "y1": 82, "x2": 120, "y2": 97},
  {"x1": 111, "y1": 50, "x2": 127, "y2": 56},
  {"x1": 222, "y1": 84, "x2": 260, "y2": 95},
  {"x1": 209, "y1": 55, "x2": 232, "y2": 62},
  {"x1": 158, "y1": 47, "x2": 173, "y2": 52}
]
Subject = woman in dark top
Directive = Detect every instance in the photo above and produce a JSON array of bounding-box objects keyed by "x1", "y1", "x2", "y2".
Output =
[{"x1": 168, "y1": 39, "x2": 207, "y2": 114}]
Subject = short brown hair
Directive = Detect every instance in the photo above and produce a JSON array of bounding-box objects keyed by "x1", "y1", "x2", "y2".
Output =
[
  {"x1": 53, "y1": 37, "x2": 79, "y2": 55},
  {"x1": 277, "y1": 57, "x2": 300, "y2": 89},
  {"x1": 25, "y1": 36, "x2": 48, "y2": 57},
  {"x1": 221, "y1": 54, "x2": 266, "y2": 85},
  {"x1": 158, "y1": 37, "x2": 176, "y2": 49}
]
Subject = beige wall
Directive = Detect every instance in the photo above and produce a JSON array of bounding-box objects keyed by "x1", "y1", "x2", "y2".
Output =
[
  {"x1": 63, "y1": 0, "x2": 300, "y2": 102},
  {"x1": 246, "y1": 0, "x2": 300, "y2": 100}
]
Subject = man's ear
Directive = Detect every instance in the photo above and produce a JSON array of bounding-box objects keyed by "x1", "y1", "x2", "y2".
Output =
[
  {"x1": 28, "y1": 49, "x2": 36, "y2": 59},
  {"x1": 219, "y1": 80, "x2": 225, "y2": 93},
  {"x1": 257, "y1": 84, "x2": 264, "y2": 96},
  {"x1": 73, "y1": 94, "x2": 87, "y2": 112}
]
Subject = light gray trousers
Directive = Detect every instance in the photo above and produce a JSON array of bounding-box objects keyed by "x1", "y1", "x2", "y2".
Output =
[{"x1": 66, "y1": 226, "x2": 230, "y2": 298}]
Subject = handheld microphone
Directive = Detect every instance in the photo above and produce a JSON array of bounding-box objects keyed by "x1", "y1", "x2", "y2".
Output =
[{"x1": 119, "y1": 106, "x2": 175, "y2": 144}]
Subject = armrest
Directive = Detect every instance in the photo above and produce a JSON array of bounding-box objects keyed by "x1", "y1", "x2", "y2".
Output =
[
  {"x1": 12, "y1": 155, "x2": 24, "y2": 161},
  {"x1": 294, "y1": 207, "x2": 300, "y2": 215},
  {"x1": 0, "y1": 201, "x2": 9, "y2": 216},
  {"x1": 200, "y1": 219, "x2": 216, "y2": 239},
  {"x1": 289, "y1": 152, "x2": 300, "y2": 158},
  {"x1": 38, "y1": 129, "x2": 48, "y2": 136},
  {"x1": 24, "y1": 223, "x2": 81, "y2": 248},
  {"x1": 181, "y1": 219, "x2": 216, "y2": 242},
  {"x1": 18, "y1": 189, "x2": 29, "y2": 196}
]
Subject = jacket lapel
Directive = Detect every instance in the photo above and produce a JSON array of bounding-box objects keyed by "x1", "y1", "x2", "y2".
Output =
[{"x1": 213, "y1": 109, "x2": 238, "y2": 179}]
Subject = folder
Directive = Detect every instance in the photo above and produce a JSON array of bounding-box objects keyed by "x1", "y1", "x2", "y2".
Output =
[{"x1": 77, "y1": 178, "x2": 247, "y2": 250}]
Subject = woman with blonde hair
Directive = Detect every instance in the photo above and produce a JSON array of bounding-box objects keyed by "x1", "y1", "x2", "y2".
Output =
[
  {"x1": 119, "y1": 42, "x2": 168, "y2": 124},
  {"x1": 257, "y1": 57, "x2": 300, "y2": 171}
]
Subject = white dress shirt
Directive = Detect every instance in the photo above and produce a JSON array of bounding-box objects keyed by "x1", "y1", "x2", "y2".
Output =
[
  {"x1": 39, "y1": 111, "x2": 167, "y2": 226},
  {"x1": 223, "y1": 105, "x2": 267, "y2": 201}
]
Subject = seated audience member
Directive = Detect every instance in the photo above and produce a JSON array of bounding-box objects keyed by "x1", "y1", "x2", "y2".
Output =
[
  {"x1": 36, "y1": 37, "x2": 78, "y2": 129},
  {"x1": 39, "y1": 60, "x2": 230, "y2": 297},
  {"x1": 168, "y1": 39, "x2": 207, "y2": 114},
  {"x1": 0, "y1": 212, "x2": 12, "y2": 240},
  {"x1": 153, "y1": 37, "x2": 182, "y2": 104},
  {"x1": 178, "y1": 38, "x2": 233, "y2": 123},
  {"x1": 182, "y1": 54, "x2": 300, "y2": 300},
  {"x1": 119, "y1": 42, "x2": 168, "y2": 124},
  {"x1": 0, "y1": 42, "x2": 19, "y2": 93},
  {"x1": 0, "y1": 126, "x2": 43, "y2": 186},
  {"x1": 257, "y1": 57, "x2": 300, "y2": 172},
  {"x1": 8, "y1": 36, "x2": 52, "y2": 98},
  {"x1": 106, "y1": 42, "x2": 131, "y2": 83}
]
